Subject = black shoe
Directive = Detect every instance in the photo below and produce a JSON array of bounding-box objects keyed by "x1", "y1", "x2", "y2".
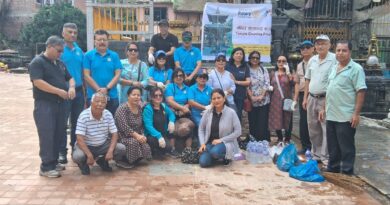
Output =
[
  {"x1": 168, "y1": 149, "x2": 181, "y2": 158},
  {"x1": 78, "y1": 163, "x2": 90, "y2": 175},
  {"x1": 223, "y1": 159, "x2": 232, "y2": 166},
  {"x1": 96, "y1": 158, "x2": 112, "y2": 172},
  {"x1": 58, "y1": 153, "x2": 68, "y2": 164}
]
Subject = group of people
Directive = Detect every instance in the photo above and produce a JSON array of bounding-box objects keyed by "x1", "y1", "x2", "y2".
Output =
[{"x1": 29, "y1": 19, "x2": 366, "y2": 178}]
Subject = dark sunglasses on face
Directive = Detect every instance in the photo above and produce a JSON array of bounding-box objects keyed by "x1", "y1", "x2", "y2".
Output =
[
  {"x1": 250, "y1": 56, "x2": 260, "y2": 60},
  {"x1": 216, "y1": 59, "x2": 226, "y2": 62},
  {"x1": 157, "y1": 57, "x2": 166, "y2": 60},
  {"x1": 301, "y1": 46, "x2": 312, "y2": 50},
  {"x1": 154, "y1": 94, "x2": 163, "y2": 98},
  {"x1": 277, "y1": 60, "x2": 287, "y2": 63},
  {"x1": 176, "y1": 74, "x2": 184, "y2": 78},
  {"x1": 128, "y1": 48, "x2": 138, "y2": 52}
]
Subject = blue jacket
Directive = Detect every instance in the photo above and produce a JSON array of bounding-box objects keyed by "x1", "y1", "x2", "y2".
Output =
[{"x1": 143, "y1": 103, "x2": 175, "y2": 139}]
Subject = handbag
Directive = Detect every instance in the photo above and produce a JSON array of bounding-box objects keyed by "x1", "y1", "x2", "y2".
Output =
[
  {"x1": 181, "y1": 147, "x2": 199, "y2": 164},
  {"x1": 243, "y1": 95, "x2": 252, "y2": 112},
  {"x1": 275, "y1": 72, "x2": 294, "y2": 112}
]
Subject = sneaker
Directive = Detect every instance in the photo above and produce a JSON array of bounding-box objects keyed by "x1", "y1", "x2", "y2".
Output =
[
  {"x1": 96, "y1": 158, "x2": 112, "y2": 172},
  {"x1": 77, "y1": 163, "x2": 90, "y2": 175},
  {"x1": 223, "y1": 159, "x2": 232, "y2": 167},
  {"x1": 168, "y1": 149, "x2": 181, "y2": 158},
  {"x1": 58, "y1": 153, "x2": 68, "y2": 164},
  {"x1": 116, "y1": 161, "x2": 134, "y2": 169},
  {"x1": 39, "y1": 170, "x2": 61, "y2": 178},
  {"x1": 55, "y1": 163, "x2": 66, "y2": 171}
]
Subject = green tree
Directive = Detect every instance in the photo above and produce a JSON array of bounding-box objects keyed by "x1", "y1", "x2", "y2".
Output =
[{"x1": 20, "y1": 3, "x2": 87, "y2": 52}]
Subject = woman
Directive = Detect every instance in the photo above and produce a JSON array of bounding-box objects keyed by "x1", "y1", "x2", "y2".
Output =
[
  {"x1": 268, "y1": 55, "x2": 295, "y2": 143},
  {"x1": 115, "y1": 87, "x2": 152, "y2": 168},
  {"x1": 198, "y1": 89, "x2": 241, "y2": 168},
  {"x1": 143, "y1": 87, "x2": 176, "y2": 159},
  {"x1": 165, "y1": 68, "x2": 195, "y2": 157},
  {"x1": 118, "y1": 42, "x2": 149, "y2": 103},
  {"x1": 247, "y1": 51, "x2": 271, "y2": 141},
  {"x1": 207, "y1": 53, "x2": 236, "y2": 111},
  {"x1": 226, "y1": 47, "x2": 250, "y2": 121},
  {"x1": 149, "y1": 50, "x2": 173, "y2": 90},
  {"x1": 188, "y1": 69, "x2": 213, "y2": 126}
]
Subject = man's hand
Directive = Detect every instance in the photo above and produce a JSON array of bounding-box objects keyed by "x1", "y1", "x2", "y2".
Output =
[
  {"x1": 68, "y1": 87, "x2": 76, "y2": 100},
  {"x1": 181, "y1": 105, "x2": 190, "y2": 114},
  {"x1": 57, "y1": 89, "x2": 69, "y2": 100},
  {"x1": 302, "y1": 99, "x2": 307, "y2": 110},
  {"x1": 148, "y1": 53, "x2": 155, "y2": 65},
  {"x1": 198, "y1": 144, "x2": 206, "y2": 153},
  {"x1": 105, "y1": 150, "x2": 114, "y2": 161},
  {"x1": 318, "y1": 110, "x2": 325, "y2": 122},
  {"x1": 132, "y1": 81, "x2": 142, "y2": 87},
  {"x1": 98, "y1": 87, "x2": 108, "y2": 95},
  {"x1": 212, "y1": 139, "x2": 222, "y2": 145},
  {"x1": 158, "y1": 137, "x2": 166, "y2": 148},
  {"x1": 86, "y1": 154, "x2": 95, "y2": 166},
  {"x1": 350, "y1": 114, "x2": 360, "y2": 128},
  {"x1": 156, "y1": 82, "x2": 165, "y2": 89}
]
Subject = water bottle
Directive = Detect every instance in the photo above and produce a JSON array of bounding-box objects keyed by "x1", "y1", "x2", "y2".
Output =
[{"x1": 305, "y1": 149, "x2": 312, "y2": 161}]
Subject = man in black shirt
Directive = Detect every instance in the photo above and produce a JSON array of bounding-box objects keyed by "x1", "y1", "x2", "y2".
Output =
[
  {"x1": 148, "y1": 19, "x2": 178, "y2": 69},
  {"x1": 29, "y1": 36, "x2": 76, "y2": 178}
]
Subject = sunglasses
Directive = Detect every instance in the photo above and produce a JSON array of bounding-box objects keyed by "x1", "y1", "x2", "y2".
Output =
[
  {"x1": 250, "y1": 57, "x2": 260, "y2": 60},
  {"x1": 128, "y1": 48, "x2": 138, "y2": 52},
  {"x1": 277, "y1": 60, "x2": 287, "y2": 63},
  {"x1": 153, "y1": 94, "x2": 163, "y2": 98},
  {"x1": 198, "y1": 75, "x2": 208, "y2": 79},
  {"x1": 157, "y1": 57, "x2": 166, "y2": 60},
  {"x1": 175, "y1": 74, "x2": 184, "y2": 78},
  {"x1": 216, "y1": 59, "x2": 226, "y2": 62},
  {"x1": 300, "y1": 45, "x2": 312, "y2": 50}
]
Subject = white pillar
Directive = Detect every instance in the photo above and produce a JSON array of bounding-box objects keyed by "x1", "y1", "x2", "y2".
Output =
[{"x1": 86, "y1": 0, "x2": 94, "y2": 51}]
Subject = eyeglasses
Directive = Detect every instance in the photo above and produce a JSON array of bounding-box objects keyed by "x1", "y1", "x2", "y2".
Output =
[
  {"x1": 176, "y1": 74, "x2": 184, "y2": 78},
  {"x1": 128, "y1": 48, "x2": 138, "y2": 52},
  {"x1": 153, "y1": 94, "x2": 163, "y2": 98},
  {"x1": 277, "y1": 60, "x2": 287, "y2": 63},
  {"x1": 95, "y1": 39, "x2": 108, "y2": 42},
  {"x1": 250, "y1": 57, "x2": 260, "y2": 60},
  {"x1": 216, "y1": 59, "x2": 226, "y2": 62},
  {"x1": 198, "y1": 75, "x2": 208, "y2": 79}
]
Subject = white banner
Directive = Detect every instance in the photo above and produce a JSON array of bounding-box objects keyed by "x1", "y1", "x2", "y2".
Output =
[{"x1": 201, "y1": 3, "x2": 272, "y2": 62}]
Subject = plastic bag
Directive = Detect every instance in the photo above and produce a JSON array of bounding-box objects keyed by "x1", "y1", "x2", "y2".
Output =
[
  {"x1": 276, "y1": 144, "x2": 300, "y2": 172},
  {"x1": 289, "y1": 160, "x2": 325, "y2": 182},
  {"x1": 269, "y1": 142, "x2": 285, "y2": 159}
]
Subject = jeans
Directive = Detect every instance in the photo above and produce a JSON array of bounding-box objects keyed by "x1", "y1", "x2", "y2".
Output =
[
  {"x1": 33, "y1": 100, "x2": 66, "y2": 171},
  {"x1": 248, "y1": 104, "x2": 270, "y2": 141},
  {"x1": 199, "y1": 143, "x2": 226, "y2": 168},
  {"x1": 234, "y1": 98, "x2": 244, "y2": 122},
  {"x1": 87, "y1": 98, "x2": 119, "y2": 116},
  {"x1": 326, "y1": 120, "x2": 356, "y2": 175},
  {"x1": 298, "y1": 92, "x2": 311, "y2": 151},
  {"x1": 59, "y1": 89, "x2": 85, "y2": 154}
]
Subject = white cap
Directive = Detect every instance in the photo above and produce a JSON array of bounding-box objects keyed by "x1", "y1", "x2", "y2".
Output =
[{"x1": 315, "y1": 34, "x2": 330, "y2": 42}]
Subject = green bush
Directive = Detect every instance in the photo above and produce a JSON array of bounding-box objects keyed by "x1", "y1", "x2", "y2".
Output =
[{"x1": 20, "y1": 3, "x2": 86, "y2": 52}]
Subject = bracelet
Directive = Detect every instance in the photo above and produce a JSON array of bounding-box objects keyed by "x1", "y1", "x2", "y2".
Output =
[{"x1": 106, "y1": 87, "x2": 111, "y2": 91}]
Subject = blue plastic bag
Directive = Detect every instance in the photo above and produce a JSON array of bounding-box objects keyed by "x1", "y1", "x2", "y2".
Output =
[
  {"x1": 289, "y1": 160, "x2": 325, "y2": 182},
  {"x1": 276, "y1": 144, "x2": 300, "y2": 172}
]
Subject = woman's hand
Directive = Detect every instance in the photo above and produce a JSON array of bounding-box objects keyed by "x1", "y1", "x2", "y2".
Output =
[
  {"x1": 212, "y1": 139, "x2": 222, "y2": 145},
  {"x1": 135, "y1": 133, "x2": 147, "y2": 144},
  {"x1": 181, "y1": 105, "x2": 190, "y2": 114},
  {"x1": 198, "y1": 144, "x2": 206, "y2": 153}
]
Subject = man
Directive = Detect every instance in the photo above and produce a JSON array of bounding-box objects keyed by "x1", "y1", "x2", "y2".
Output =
[
  {"x1": 29, "y1": 36, "x2": 75, "y2": 178},
  {"x1": 303, "y1": 34, "x2": 337, "y2": 165},
  {"x1": 83, "y1": 29, "x2": 122, "y2": 115},
  {"x1": 321, "y1": 41, "x2": 366, "y2": 175},
  {"x1": 72, "y1": 93, "x2": 127, "y2": 175},
  {"x1": 148, "y1": 19, "x2": 178, "y2": 69},
  {"x1": 174, "y1": 31, "x2": 202, "y2": 86},
  {"x1": 58, "y1": 22, "x2": 85, "y2": 164},
  {"x1": 294, "y1": 40, "x2": 314, "y2": 154}
]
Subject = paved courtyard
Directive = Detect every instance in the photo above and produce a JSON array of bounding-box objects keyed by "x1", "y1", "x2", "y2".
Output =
[{"x1": 0, "y1": 73, "x2": 383, "y2": 205}]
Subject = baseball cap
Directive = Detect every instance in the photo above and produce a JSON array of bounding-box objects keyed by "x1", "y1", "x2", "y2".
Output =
[
  {"x1": 315, "y1": 34, "x2": 330, "y2": 42},
  {"x1": 155, "y1": 50, "x2": 166, "y2": 58},
  {"x1": 158, "y1": 19, "x2": 169, "y2": 27},
  {"x1": 197, "y1": 68, "x2": 208, "y2": 79},
  {"x1": 182, "y1": 31, "x2": 192, "y2": 42},
  {"x1": 215, "y1": 52, "x2": 226, "y2": 61},
  {"x1": 300, "y1": 40, "x2": 313, "y2": 47}
]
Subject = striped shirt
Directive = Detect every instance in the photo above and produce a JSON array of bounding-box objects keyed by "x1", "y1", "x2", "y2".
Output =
[{"x1": 76, "y1": 107, "x2": 118, "y2": 146}]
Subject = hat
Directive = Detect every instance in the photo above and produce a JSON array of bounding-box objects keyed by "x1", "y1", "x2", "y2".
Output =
[
  {"x1": 197, "y1": 68, "x2": 208, "y2": 79},
  {"x1": 215, "y1": 52, "x2": 226, "y2": 61},
  {"x1": 182, "y1": 31, "x2": 192, "y2": 42},
  {"x1": 155, "y1": 50, "x2": 166, "y2": 58},
  {"x1": 158, "y1": 19, "x2": 169, "y2": 27},
  {"x1": 300, "y1": 40, "x2": 313, "y2": 48},
  {"x1": 315, "y1": 34, "x2": 330, "y2": 42}
]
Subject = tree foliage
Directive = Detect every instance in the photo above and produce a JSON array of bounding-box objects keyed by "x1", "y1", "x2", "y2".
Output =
[{"x1": 20, "y1": 3, "x2": 87, "y2": 52}]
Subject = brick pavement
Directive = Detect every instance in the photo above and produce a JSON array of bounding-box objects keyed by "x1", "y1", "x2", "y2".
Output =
[{"x1": 0, "y1": 73, "x2": 382, "y2": 205}]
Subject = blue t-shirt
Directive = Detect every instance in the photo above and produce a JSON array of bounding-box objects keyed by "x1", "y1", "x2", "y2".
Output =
[
  {"x1": 148, "y1": 66, "x2": 172, "y2": 84},
  {"x1": 174, "y1": 46, "x2": 202, "y2": 75},
  {"x1": 61, "y1": 42, "x2": 84, "y2": 87},
  {"x1": 165, "y1": 83, "x2": 189, "y2": 106},
  {"x1": 188, "y1": 84, "x2": 212, "y2": 124},
  {"x1": 83, "y1": 49, "x2": 122, "y2": 98}
]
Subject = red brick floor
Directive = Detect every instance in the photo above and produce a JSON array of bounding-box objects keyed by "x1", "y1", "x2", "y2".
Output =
[{"x1": 0, "y1": 73, "x2": 381, "y2": 205}]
